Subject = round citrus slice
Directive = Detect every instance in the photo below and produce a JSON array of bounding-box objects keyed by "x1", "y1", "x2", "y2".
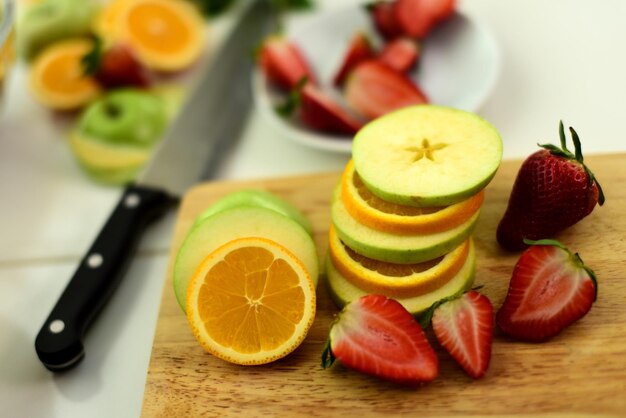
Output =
[
  {"x1": 332, "y1": 184, "x2": 480, "y2": 264},
  {"x1": 328, "y1": 225, "x2": 470, "y2": 298},
  {"x1": 352, "y1": 105, "x2": 502, "y2": 207},
  {"x1": 112, "y1": 0, "x2": 205, "y2": 72},
  {"x1": 326, "y1": 239, "x2": 476, "y2": 316},
  {"x1": 29, "y1": 38, "x2": 101, "y2": 110},
  {"x1": 186, "y1": 237, "x2": 316, "y2": 365},
  {"x1": 341, "y1": 160, "x2": 485, "y2": 235}
]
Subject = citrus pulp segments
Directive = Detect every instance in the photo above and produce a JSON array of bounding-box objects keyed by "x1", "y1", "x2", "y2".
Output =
[
  {"x1": 113, "y1": 0, "x2": 205, "y2": 72},
  {"x1": 341, "y1": 159, "x2": 485, "y2": 235},
  {"x1": 352, "y1": 105, "x2": 502, "y2": 207},
  {"x1": 186, "y1": 237, "x2": 316, "y2": 365},
  {"x1": 328, "y1": 225, "x2": 470, "y2": 298},
  {"x1": 332, "y1": 185, "x2": 480, "y2": 264},
  {"x1": 173, "y1": 206, "x2": 319, "y2": 311},
  {"x1": 326, "y1": 239, "x2": 476, "y2": 316},
  {"x1": 29, "y1": 38, "x2": 101, "y2": 110}
]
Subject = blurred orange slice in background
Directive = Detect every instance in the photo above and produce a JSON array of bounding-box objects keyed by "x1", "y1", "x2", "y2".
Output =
[
  {"x1": 99, "y1": 0, "x2": 205, "y2": 72},
  {"x1": 29, "y1": 38, "x2": 101, "y2": 110},
  {"x1": 186, "y1": 237, "x2": 317, "y2": 365}
]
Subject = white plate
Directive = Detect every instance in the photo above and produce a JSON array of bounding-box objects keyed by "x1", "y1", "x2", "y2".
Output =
[{"x1": 253, "y1": 5, "x2": 500, "y2": 154}]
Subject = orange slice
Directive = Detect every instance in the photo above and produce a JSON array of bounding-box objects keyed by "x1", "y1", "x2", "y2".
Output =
[
  {"x1": 111, "y1": 0, "x2": 205, "y2": 72},
  {"x1": 29, "y1": 38, "x2": 101, "y2": 110},
  {"x1": 186, "y1": 237, "x2": 316, "y2": 365},
  {"x1": 328, "y1": 225, "x2": 470, "y2": 298},
  {"x1": 341, "y1": 160, "x2": 484, "y2": 235}
]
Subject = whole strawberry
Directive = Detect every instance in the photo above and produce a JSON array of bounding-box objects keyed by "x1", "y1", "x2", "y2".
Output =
[
  {"x1": 496, "y1": 239, "x2": 598, "y2": 342},
  {"x1": 497, "y1": 122, "x2": 605, "y2": 251},
  {"x1": 82, "y1": 38, "x2": 151, "y2": 89}
]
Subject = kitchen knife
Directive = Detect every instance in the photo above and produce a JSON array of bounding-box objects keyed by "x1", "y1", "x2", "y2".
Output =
[{"x1": 35, "y1": 0, "x2": 275, "y2": 372}]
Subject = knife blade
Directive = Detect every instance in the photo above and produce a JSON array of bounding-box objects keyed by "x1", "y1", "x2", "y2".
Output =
[{"x1": 35, "y1": 0, "x2": 274, "y2": 372}]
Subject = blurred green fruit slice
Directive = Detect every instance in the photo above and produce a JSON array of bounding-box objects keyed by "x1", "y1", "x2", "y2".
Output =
[
  {"x1": 18, "y1": 0, "x2": 97, "y2": 60},
  {"x1": 173, "y1": 206, "x2": 319, "y2": 312},
  {"x1": 326, "y1": 239, "x2": 476, "y2": 316},
  {"x1": 331, "y1": 185, "x2": 479, "y2": 264},
  {"x1": 352, "y1": 105, "x2": 502, "y2": 207},
  {"x1": 193, "y1": 189, "x2": 313, "y2": 235},
  {"x1": 70, "y1": 89, "x2": 167, "y2": 184}
]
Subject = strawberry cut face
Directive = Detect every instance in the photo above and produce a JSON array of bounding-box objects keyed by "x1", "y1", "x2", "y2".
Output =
[
  {"x1": 496, "y1": 241, "x2": 597, "y2": 342},
  {"x1": 323, "y1": 294, "x2": 438, "y2": 385}
]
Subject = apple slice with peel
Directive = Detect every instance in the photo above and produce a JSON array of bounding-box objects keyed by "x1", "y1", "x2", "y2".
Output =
[
  {"x1": 325, "y1": 239, "x2": 476, "y2": 316},
  {"x1": 192, "y1": 189, "x2": 313, "y2": 235},
  {"x1": 173, "y1": 206, "x2": 319, "y2": 312},
  {"x1": 332, "y1": 185, "x2": 480, "y2": 264},
  {"x1": 352, "y1": 105, "x2": 502, "y2": 207}
]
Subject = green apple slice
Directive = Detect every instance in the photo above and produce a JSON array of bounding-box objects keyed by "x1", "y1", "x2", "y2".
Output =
[
  {"x1": 332, "y1": 185, "x2": 479, "y2": 264},
  {"x1": 173, "y1": 206, "x2": 319, "y2": 312},
  {"x1": 193, "y1": 189, "x2": 313, "y2": 235},
  {"x1": 326, "y1": 239, "x2": 476, "y2": 316},
  {"x1": 352, "y1": 105, "x2": 502, "y2": 207}
]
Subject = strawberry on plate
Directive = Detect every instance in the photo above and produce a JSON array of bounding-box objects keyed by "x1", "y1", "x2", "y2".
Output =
[
  {"x1": 278, "y1": 81, "x2": 363, "y2": 135},
  {"x1": 258, "y1": 35, "x2": 317, "y2": 90},
  {"x1": 497, "y1": 122, "x2": 605, "y2": 251},
  {"x1": 344, "y1": 60, "x2": 428, "y2": 120},
  {"x1": 322, "y1": 294, "x2": 439, "y2": 385},
  {"x1": 425, "y1": 290, "x2": 493, "y2": 379},
  {"x1": 393, "y1": 0, "x2": 456, "y2": 39},
  {"x1": 496, "y1": 239, "x2": 598, "y2": 342},
  {"x1": 377, "y1": 37, "x2": 421, "y2": 73},
  {"x1": 333, "y1": 32, "x2": 374, "y2": 87},
  {"x1": 82, "y1": 38, "x2": 151, "y2": 89},
  {"x1": 366, "y1": 1, "x2": 403, "y2": 41}
]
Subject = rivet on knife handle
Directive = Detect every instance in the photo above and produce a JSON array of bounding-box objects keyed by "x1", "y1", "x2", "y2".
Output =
[{"x1": 35, "y1": 185, "x2": 173, "y2": 371}]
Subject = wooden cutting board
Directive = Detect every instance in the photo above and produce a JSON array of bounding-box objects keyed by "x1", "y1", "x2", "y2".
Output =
[{"x1": 141, "y1": 154, "x2": 626, "y2": 418}]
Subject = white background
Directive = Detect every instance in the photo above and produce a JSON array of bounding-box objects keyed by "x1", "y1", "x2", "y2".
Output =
[{"x1": 1, "y1": 0, "x2": 625, "y2": 417}]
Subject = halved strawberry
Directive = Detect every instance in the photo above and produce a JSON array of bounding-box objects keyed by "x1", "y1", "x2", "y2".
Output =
[
  {"x1": 258, "y1": 35, "x2": 317, "y2": 90},
  {"x1": 393, "y1": 0, "x2": 456, "y2": 39},
  {"x1": 82, "y1": 39, "x2": 151, "y2": 89},
  {"x1": 278, "y1": 82, "x2": 363, "y2": 135},
  {"x1": 344, "y1": 60, "x2": 428, "y2": 120},
  {"x1": 496, "y1": 239, "x2": 598, "y2": 342},
  {"x1": 426, "y1": 291, "x2": 493, "y2": 379},
  {"x1": 377, "y1": 37, "x2": 421, "y2": 73},
  {"x1": 333, "y1": 32, "x2": 374, "y2": 87},
  {"x1": 322, "y1": 294, "x2": 439, "y2": 385},
  {"x1": 366, "y1": 1, "x2": 403, "y2": 41}
]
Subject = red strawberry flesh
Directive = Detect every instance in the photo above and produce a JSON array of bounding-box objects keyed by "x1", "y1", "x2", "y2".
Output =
[
  {"x1": 496, "y1": 240, "x2": 597, "y2": 342},
  {"x1": 432, "y1": 291, "x2": 493, "y2": 379},
  {"x1": 259, "y1": 36, "x2": 317, "y2": 90},
  {"x1": 368, "y1": 1, "x2": 403, "y2": 40},
  {"x1": 344, "y1": 60, "x2": 428, "y2": 120},
  {"x1": 393, "y1": 0, "x2": 456, "y2": 39},
  {"x1": 300, "y1": 84, "x2": 363, "y2": 135},
  {"x1": 323, "y1": 294, "x2": 438, "y2": 385},
  {"x1": 377, "y1": 37, "x2": 421, "y2": 73},
  {"x1": 333, "y1": 32, "x2": 374, "y2": 87}
]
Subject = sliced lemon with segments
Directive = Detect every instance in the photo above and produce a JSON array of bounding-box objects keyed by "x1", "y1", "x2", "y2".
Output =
[
  {"x1": 29, "y1": 38, "x2": 101, "y2": 110},
  {"x1": 328, "y1": 225, "x2": 470, "y2": 298},
  {"x1": 326, "y1": 239, "x2": 476, "y2": 316},
  {"x1": 341, "y1": 160, "x2": 485, "y2": 235},
  {"x1": 186, "y1": 237, "x2": 316, "y2": 365},
  {"x1": 110, "y1": 0, "x2": 205, "y2": 72}
]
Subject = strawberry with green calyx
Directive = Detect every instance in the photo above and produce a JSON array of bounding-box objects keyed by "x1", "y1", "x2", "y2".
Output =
[
  {"x1": 82, "y1": 37, "x2": 152, "y2": 89},
  {"x1": 322, "y1": 294, "x2": 439, "y2": 385},
  {"x1": 496, "y1": 239, "x2": 598, "y2": 342},
  {"x1": 277, "y1": 78, "x2": 363, "y2": 135},
  {"x1": 420, "y1": 289, "x2": 493, "y2": 379},
  {"x1": 257, "y1": 35, "x2": 317, "y2": 90},
  {"x1": 497, "y1": 121, "x2": 605, "y2": 251}
]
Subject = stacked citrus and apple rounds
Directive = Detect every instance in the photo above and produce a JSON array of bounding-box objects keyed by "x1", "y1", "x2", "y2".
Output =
[{"x1": 326, "y1": 105, "x2": 503, "y2": 315}]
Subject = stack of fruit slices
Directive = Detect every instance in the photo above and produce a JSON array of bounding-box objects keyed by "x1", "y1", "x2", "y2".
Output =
[{"x1": 326, "y1": 105, "x2": 502, "y2": 315}]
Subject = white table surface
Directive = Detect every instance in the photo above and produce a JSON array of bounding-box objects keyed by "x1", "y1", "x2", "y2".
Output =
[{"x1": 1, "y1": 0, "x2": 625, "y2": 417}]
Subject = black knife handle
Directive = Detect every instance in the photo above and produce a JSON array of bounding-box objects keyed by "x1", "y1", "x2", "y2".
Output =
[{"x1": 35, "y1": 185, "x2": 173, "y2": 371}]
